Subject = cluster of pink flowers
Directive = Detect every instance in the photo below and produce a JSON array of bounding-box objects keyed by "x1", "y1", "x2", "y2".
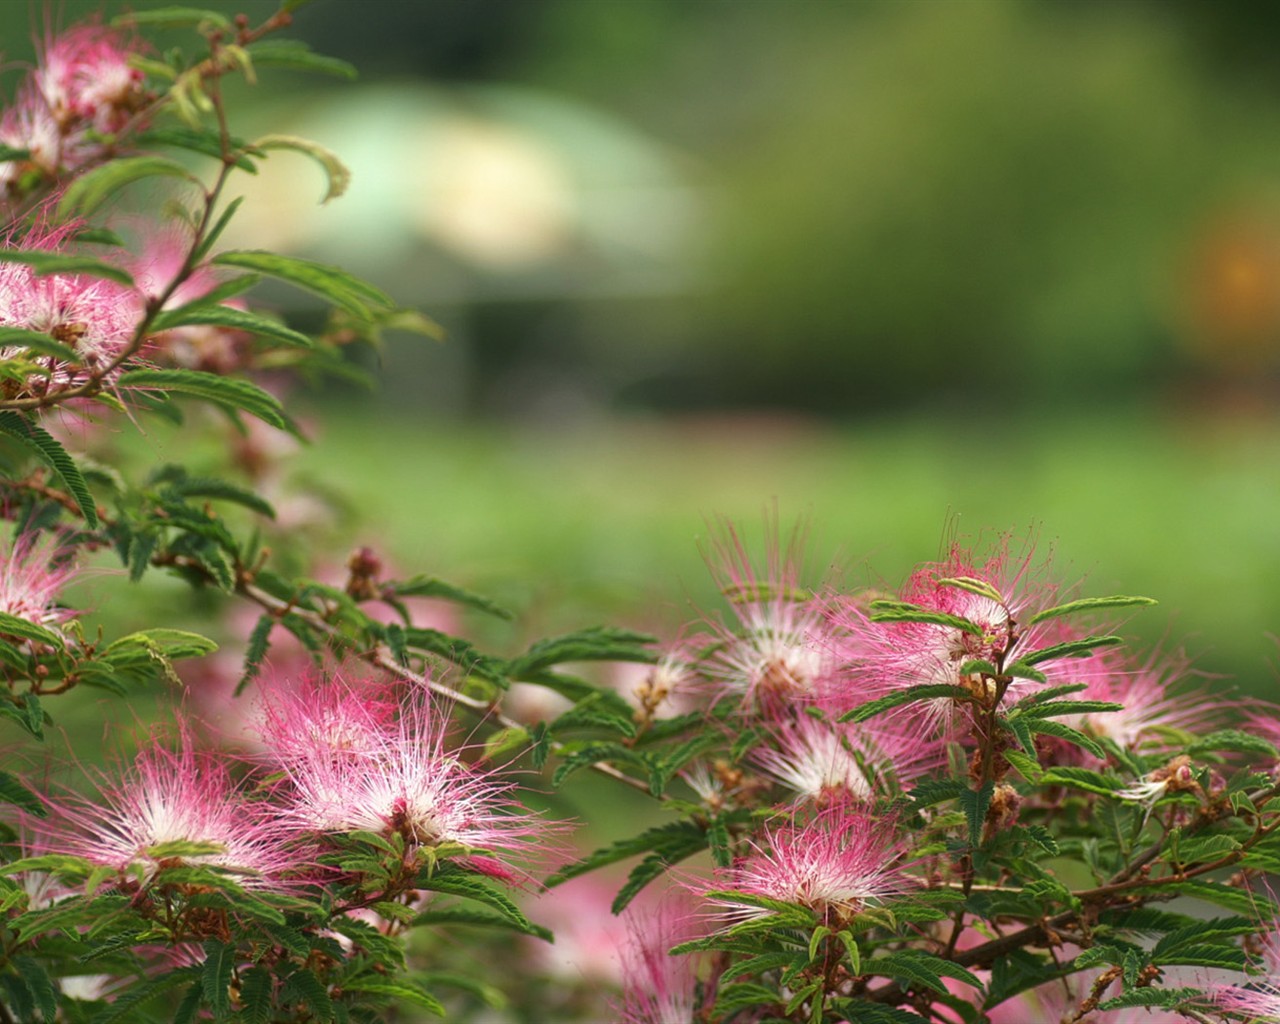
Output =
[
  {"x1": 1, "y1": 22, "x2": 147, "y2": 206},
  {"x1": 0, "y1": 530, "x2": 79, "y2": 630},
  {"x1": 17, "y1": 668, "x2": 552, "y2": 911},
  {"x1": 0, "y1": 218, "x2": 259, "y2": 400},
  {"x1": 0, "y1": 221, "x2": 141, "y2": 390},
  {"x1": 614, "y1": 525, "x2": 1241, "y2": 1021}
]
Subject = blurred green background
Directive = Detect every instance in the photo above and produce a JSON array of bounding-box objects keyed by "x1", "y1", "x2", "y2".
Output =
[{"x1": 6, "y1": 0, "x2": 1280, "y2": 693}]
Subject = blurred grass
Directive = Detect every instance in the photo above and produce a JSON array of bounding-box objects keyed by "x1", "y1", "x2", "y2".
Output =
[{"x1": 272, "y1": 404, "x2": 1280, "y2": 698}]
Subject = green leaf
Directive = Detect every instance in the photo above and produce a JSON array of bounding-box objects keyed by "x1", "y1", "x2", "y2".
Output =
[
  {"x1": 1039, "y1": 765, "x2": 1121, "y2": 796},
  {"x1": 418, "y1": 866, "x2": 547, "y2": 939},
  {"x1": 0, "y1": 326, "x2": 79, "y2": 361},
  {"x1": 245, "y1": 39, "x2": 358, "y2": 80},
  {"x1": 1011, "y1": 683, "x2": 1089, "y2": 708},
  {"x1": 160, "y1": 475, "x2": 277, "y2": 518},
  {"x1": 550, "y1": 741, "x2": 648, "y2": 787},
  {"x1": 281, "y1": 969, "x2": 332, "y2": 1022},
  {"x1": 253, "y1": 134, "x2": 351, "y2": 203},
  {"x1": 201, "y1": 938, "x2": 234, "y2": 1019},
  {"x1": 116, "y1": 368, "x2": 300, "y2": 435},
  {"x1": 151, "y1": 303, "x2": 314, "y2": 351},
  {"x1": 1149, "y1": 880, "x2": 1271, "y2": 916},
  {"x1": 235, "y1": 615, "x2": 273, "y2": 697},
  {"x1": 481, "y1": 725, "x2": 530, "y2": 762},
  {"x1": 0, "y1": 249, "x2": 133, "y2": 286},
  {"x1": 113, "y1": 6, "x2": 231, "y2": 28},
  {"x1": 936, "y1": 576, "x2": 1003, "y2": 603},
  {"x1": 0, "y1": 610, "x2": 64, "y2": 648},
  {"x1": 1017, "y1": 700, "x2": 1124, "y2": 720},
  {"x1": 1017, "y1": 824, "x2": 1060, "y2": 855},
  {"x1": 386, "y1": 574, "x2": 513, "y2": 620},
  {"x1": 1097, "y1": 988, "x2": 1201, "y2": 1013},
  {"x1": 0, "y1": 145, "x2": 31, "y2": 161},
  {"x1": 1025, "y1": 718, "x2": 1107, "y2": 760},
  {"x1": 105, "y1": 629, "x2": 218, "y2": 662},
  {"x1": 868, "y1": 600, "x2": 983, "y2": 635},
  {"x1": 194, "y1": 197, "x2": 248, "y2": 263},
  {"x1": 1005, "y1": 661, "x2": 1048, "y2": 683},
  {"x1": 173, "y1": 982, "x2": 204, "y2": 1024},
  {"x1": 1003, "y1": 748, "x2": 1042, "y2": 783},
  {"x1": 12, "y1": 956, "x2": 57, "y2": 1020},
  {"x1": 0, "y1": 412, "x2": 99, "y2": 526},
  {"x1": 1015, "y1": 634, "x2": 1124, "y2": 667},
  {"x1": 1188, "y1": 729, "x2": 1280, "y2": 759},
  {"x1": 715, "y1": 982, "x2": 782, "y2": 1017},
  {"x1": 410, "y1": 905, "x2": 545, "y2": 937},
  {"x1": 545, "y1": 820, "x2": 707, "y2": 887},
  {"x1": 507, "y1": 626, "x2": 657, "y2": 677},
  {"x1": 343, "y1": 980, "x2": 444, "y2": 1016},
  {"x1": 909, "y1": 779, "x2": 970, "y2": 809},
  {"x1": 58, "y1": 156, "x2": 198, "y2": 218},
  {"x1": 838, "y1": 683, "x2": 973, "y2": 723},
  {"x1": 134, "y1": 126, "x2": 257, "y2": 170},
  {"x1": 1151, "y1": 944, "x2": 1247, "y2": 971},
  {"x1": 1152, "y1": 917, "x2": 1256, "y2": 958},
  {"x1": 88, "y1": 966, "x2": 200, "y2": 1023},
  {"x1": 212, "y1": 250, "x2": 393, "y2": 318},
  {"x1": 1029, "y1": 595, "x2": 1157, "y2": 625},
  {"x1": 1172, "y1": 833, "x2": 1241, "y2": 866},
  {"x1": 612, "y1": 853, "x2": 674, "y2": 915},
  {"x1": 0, "y1": 770, "x2": 46, "y2": 817},
  {"x1": 550, "y1": 690, "x2": 637, "y2": 738},
  {"x1": 707, "y1": 817, "x2": 733, "y2": 869},
  {"x1": 866, "y1": 951, "x2": 982, "y2": 995},
  {"x1": 960, "y1": 781, "x2": 993, "y2": 850}
]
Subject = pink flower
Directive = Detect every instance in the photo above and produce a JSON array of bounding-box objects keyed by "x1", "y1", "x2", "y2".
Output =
[
  {"x1": 824, "y1": 538, "x2": 1076, "y2": 730},
  {"x1": 34, "y1": 23, "x2": 146, "y2": 135},
  {"x1": 0, "y1": 86, "x2": 65, "y2": 194},
  {"x1": 259, "y1": 676, "x2": 553, "y2": 866},
  {"x1": 120, "y1": 223, "x2": 255, "y2": 373},
  {"x1": 0, "y1": 222, "x2": 141, "y2": 390},
  {"x1": 0, "y1": 22, "x2": 147, "y2": 202},
  {"x1": 32, "y1": 723, "x2": 298, "y2": 890},
  {"x1": 700, "y1": 519, "x2": 834, "y2": 710},
  {"x1": 615, "y1": 897, "x2": 703, "y2": 1024},
  {"x1": 523, "y1": 874, "x2": 630, "y2": 986},
  {"x1": 695, "y1": 805, "x2": 913, "y2": 927},
  {"x1": 1211, "y1": 898, "x2": 1280, "y2": 1023},
  {"x1": 1214, "y1": 984, "x2": 1280, "y2": 1022},
  {"x1": 1060, "y1": 649, "x2": 1223, "y2": 760},
  {"x1": 752, "y1": 713, "x2": 941, "y2": 805},
  {"x1": 0, "y1": 531, "x2": 78, "y2": 628},
  {"x1": 254, "y1": 666, "x2": 400, "y2": 764}
]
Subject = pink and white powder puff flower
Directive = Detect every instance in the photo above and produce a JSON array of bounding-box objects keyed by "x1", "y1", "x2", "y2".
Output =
[
  {"x1": 0, "y1": 222, "x2": 141, "y2": 391},
  {"x1": 0, "y1": 531, "x2": 79, "y2": 628},
  {"x1": 694, "y1": 804, "x2": 914, "y2": 928},
  {"x1": 700, "y1": 519, "x2": 835, "y2": 711},
  {"x1": 30, "y1": 724, "x2": 299, "y2": 890},
  {"x1": 33, "y1": 23, "x2": 147, "y2": 136},
  {"x1": 614, "y1": 896, "x2": 704, "y2": 1024},
  {"x1": 261, "y1": 678, "x2": 555, "y2": 866},
  {"x1": 120, "y1": 223, "x2": 255, "y2": 374},
  {"x1": 1209, "y1": 899, "x2": 1280, "y2": 1024},
  {"x1": 1062, "y1": 648, "x2": 1225, "y2": 759},
  {"x1": 522, "y1": 873, "x2": 631, "y2": 987},
  {"x1": 823, "y1": 538, "x2": 1073, "y2": 730},
  {"x1": 752, "y1": 713, "x2": 941, "y2": 805},
  {"x1": 253, "y1": 665, "x2": 400, "y2": 765},
  {"x1": 614, "y1": 644, "x2": 702, "y2": 722},
  {"x1": 0, "y1": 86, "x2": 66, "y2": 197}
]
